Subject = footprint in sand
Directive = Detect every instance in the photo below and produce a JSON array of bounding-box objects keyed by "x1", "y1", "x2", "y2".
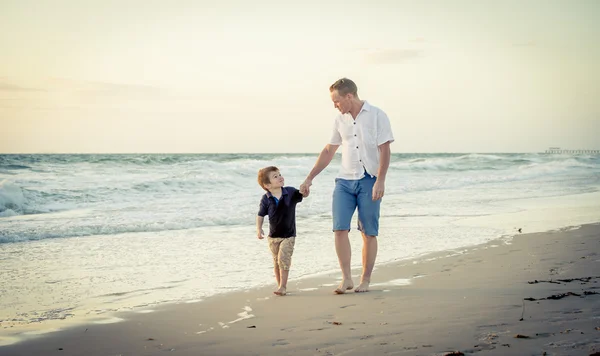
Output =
[{"x1": 228, "y1": 306, "x2": 254, "y2": 324}]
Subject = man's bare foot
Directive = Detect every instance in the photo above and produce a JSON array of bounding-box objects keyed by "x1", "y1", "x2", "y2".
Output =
[
  {"x1": 334, "y1": 280, "x2": 354, "y2": 294},
  {"x1": 274, "y1": 286, "x2": 287, "y2": 296},
  {"x1": 354, "y1": 280, "x2": 370, "y2": 293}
]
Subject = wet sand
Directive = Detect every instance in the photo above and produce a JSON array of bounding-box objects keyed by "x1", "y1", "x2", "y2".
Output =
[{"x1": 2, "y1": 223, "x2": 599, "y2": 356}]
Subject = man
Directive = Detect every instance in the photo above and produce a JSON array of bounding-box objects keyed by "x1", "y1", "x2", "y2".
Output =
[{"x1": 300, "y1": 78, "x2": 394, "y2": 294}]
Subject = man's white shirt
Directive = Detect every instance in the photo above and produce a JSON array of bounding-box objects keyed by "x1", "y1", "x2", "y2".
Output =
[{"x1": 329, "y1": 101, "x2": 394, "y2": 180}]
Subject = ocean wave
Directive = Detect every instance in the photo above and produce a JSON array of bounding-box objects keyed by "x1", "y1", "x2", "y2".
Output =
[
  {"x1": 0, "y1": 216, "x2": 249, "y2": 244},
  {"x1": 0, "y1": 164, "x2": 32, "y2": 170},
  {"x1": 390, "y1": 154, "x2": 595, "y2": 173},
  {"x1": 0, "y1": 180, "x2": 78, "y2": 217},
  {"x1": 1, "y1": 153, "x2": 598, "y2": 245},
  {"x1": 0, "y1": 153, "x2": 319, "y2": 167},
  {"x1": 0, "y1": 180, "x2": 27, "y2": 215},
  {"x1": 0, "y1": 209, "x2": 19, "y2": 218},
  {"x1": 519, "y1": 158, "x2": 595, "y2": 171},
  {"x1": 455, "y1": 153, "x2": 508, "y2": 161},
  {"x1": 392, "y1": 156, "x2": 516, "y2": 171}
]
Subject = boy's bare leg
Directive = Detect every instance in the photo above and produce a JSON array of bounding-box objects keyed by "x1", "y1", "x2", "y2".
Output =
[
  {"x1": 334, "y1": 230, "x2": 354, "y2": 294},
  {"x1": 274, "y1": 266, "x2": 281, "y2": 287},
  {"x1": 355, "y1": 233, "x2": 377, "y2": 293},
  {"x1": 274, "y1": 269, "x2": 289, "y2": 296}
]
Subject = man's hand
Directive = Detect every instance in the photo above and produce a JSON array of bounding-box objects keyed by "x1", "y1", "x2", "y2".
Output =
[
  {"x1": 300, "y1": 179, "x2": 312, "y2": 197},
  {"x1": 257, "y1": 229, "x2": 265, "y2": 239},
  {"x1": 372, "y1": 179, "x2": 385, "y2": 200}
]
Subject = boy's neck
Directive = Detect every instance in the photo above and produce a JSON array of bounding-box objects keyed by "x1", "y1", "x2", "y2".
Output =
[{"x1": 268, "y1": 187, "x2": 283, "y2": 197}]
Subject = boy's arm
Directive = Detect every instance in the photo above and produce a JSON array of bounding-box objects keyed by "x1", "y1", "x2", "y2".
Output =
[
  {"x1": 295, "y1": 188, "x2": 305, "y2": 201},
  {"x1": 300, "y1": 144, "x2": 339, "y2": 196},
  {"x1": 256, "y1": 216, "x2": 265, "y2": 239}
]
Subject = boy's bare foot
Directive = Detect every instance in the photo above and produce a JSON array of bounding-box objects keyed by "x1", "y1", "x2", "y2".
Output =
[
  {"x1": 274, "y1": 287, "x2": 287, "y2": 296},
  {"x1": 354, "y1": 280, "x2": 370, "y2": 293},
  {"x1": 334, "y1": 280, "x2": 354, "y2": 294}
]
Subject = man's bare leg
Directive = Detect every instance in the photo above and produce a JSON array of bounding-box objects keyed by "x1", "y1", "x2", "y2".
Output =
[
  {"x1": 355, "y1": 233, "x2": 377, "y2": 293},
  {"x1": 334, "y1": 230, "x2": 354, "y2": 294},
  {"x1": 274, "y1": 269, "x2": 289, "y2": 296}
]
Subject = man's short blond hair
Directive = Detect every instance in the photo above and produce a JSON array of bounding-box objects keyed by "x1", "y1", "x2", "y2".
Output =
[{"x1": 329, "y1": 78, "x2": 358, "y2": 97}]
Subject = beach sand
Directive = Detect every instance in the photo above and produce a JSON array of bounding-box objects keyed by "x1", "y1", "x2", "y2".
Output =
[{"x1": 2, "y1": 223, "x2": 599, "y2": 356}]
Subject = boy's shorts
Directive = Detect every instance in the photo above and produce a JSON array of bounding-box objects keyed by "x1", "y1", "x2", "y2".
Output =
[
  {"x1": 268, "y1": 237, "x2": 295, "y2": 270},
  {"x1": 332, "y1": 174, "x2": 381, "y2": 237}
]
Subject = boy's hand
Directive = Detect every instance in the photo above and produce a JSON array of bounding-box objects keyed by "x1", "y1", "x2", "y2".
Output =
[{"x1": 257, "y1": 229, "x2": 265, "y2": 239}]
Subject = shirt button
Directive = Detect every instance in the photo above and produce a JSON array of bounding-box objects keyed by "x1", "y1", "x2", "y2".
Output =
[
  {"x1": 354, "y1": 134, "x2": 357, "y2": 136},
  {"x1": 353, "y1": 122, "x2": 356, "y2": 125},
  {"x1": 356, "y1": 146, "x2": 359, "y2": 149}
]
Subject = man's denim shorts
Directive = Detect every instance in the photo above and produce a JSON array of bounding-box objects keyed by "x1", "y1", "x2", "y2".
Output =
[{"x1": 332, "y1": 174, "x2": 381, "y2": 237}]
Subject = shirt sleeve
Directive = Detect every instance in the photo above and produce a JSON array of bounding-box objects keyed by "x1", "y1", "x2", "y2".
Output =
[
  {"x1": 329, "y1": 117, "x2": 342, "y2": 145},
  {"x1": 292, "y1": 188, "x2": 303, "y2": 203},
  {"x1": 377, "y1": 109, "x2": 395, "y2": 146},
  {"x1": 257, "y1": 195, "x2": 269, "y2": 216}
]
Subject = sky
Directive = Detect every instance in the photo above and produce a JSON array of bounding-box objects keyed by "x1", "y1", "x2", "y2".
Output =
[{"x1": 1, "y1": 0, "x2": 599, "y2": 153}]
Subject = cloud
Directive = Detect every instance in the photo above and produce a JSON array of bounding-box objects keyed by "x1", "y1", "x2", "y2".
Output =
[
  {"x1": 0, "y1": 82, "x2": 43, "y2": 92},
  {"x1": 512, "y1": 41, "x2": 537, "y2": 47},
  {"x1": 0, "y1": 78, "x2": 176, "y2": 111},
  {"x1": 0, "y1": 77, "x2": 168, "y2": 96},
  {"x1": 40, "y1": 78, "x2": 168, "y2": 97},
  {"x1": 364, "y1": 49, "x2": 423, "y2": 64}
]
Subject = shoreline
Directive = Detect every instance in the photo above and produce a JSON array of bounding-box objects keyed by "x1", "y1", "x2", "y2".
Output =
[
  {"x1": 0, "y1": 217, "x2": 532, "y2": 346},
  {"x1": 2, "y1": 179, "x2": 599, "y2": 345},
  {"x1": 2, "y1": 222, "x2": 599, "y2": 355}
]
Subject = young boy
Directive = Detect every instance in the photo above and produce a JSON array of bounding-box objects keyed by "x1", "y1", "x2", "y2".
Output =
[{"x1": 256, "y1": 166, "x2": 304, "y2": 296}]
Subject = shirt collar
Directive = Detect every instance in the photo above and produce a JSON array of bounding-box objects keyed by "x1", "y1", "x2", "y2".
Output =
[
  {"x1": 342, "y1": 101, "x2": 371, "y2": 121},
  {"x1": 266, "y1": 188, "x2": 288, "y2": 198},
  {"x1": 359, "y1": 101, "x2": 371, "y2": 113}
]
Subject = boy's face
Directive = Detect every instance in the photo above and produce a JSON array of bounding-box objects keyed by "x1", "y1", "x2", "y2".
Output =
[{"x1": 266, "y1": 170, "x2": 284, "y2": 190}]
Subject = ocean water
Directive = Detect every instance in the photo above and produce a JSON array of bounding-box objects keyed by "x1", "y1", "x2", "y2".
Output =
[{"x1": 1, "y1": 153, "x2": 599, "y2": 334}]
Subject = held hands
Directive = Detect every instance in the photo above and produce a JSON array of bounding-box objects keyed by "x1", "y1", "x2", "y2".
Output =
[
  {"x1": 299, "y1": 179, "x2": 312, "y2": 197},
  {"x1": 372, "y1": 179, "x2": 385, "y2": 201},
  {"x1": 257, "y1": 229, "x2": 265, "y2": 239}
]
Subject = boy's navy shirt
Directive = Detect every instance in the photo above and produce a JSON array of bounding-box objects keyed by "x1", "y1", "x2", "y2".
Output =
[{"x1": 258, "y1": 186, "x2": 303, "y2": 238}]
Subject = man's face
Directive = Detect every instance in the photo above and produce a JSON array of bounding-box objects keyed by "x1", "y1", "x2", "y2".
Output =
[
  {"x1": 330, "y1": 90, "x2": 351, "y2": 114},
  {"x1": 266, "y1": 171, "x2": 284, "y2": 189}
]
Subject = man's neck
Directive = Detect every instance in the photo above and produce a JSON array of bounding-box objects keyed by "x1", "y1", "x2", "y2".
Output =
[{"x1": 350, "y1": 100, "x2": 365, "y2": 119}]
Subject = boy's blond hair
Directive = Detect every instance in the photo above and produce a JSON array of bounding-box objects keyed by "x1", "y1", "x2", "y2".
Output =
[{"x1": 258, "y1": 166, "x2": 279, "y2": 191}]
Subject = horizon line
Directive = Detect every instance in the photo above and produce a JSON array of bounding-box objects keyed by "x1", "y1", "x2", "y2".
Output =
[{"x1": 0, "y1": 151, "x2": 563, "y2": 155}]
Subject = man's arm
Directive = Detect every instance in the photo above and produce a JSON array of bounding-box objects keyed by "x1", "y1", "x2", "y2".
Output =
[
  {"x1": 300, "y1": 144, "x2": 339, "y2": 196},
  {"x1": 256, "y1": 216, "x2": 265, "y2": 239},
  {"x1": 372, "y1": 141, "x2": 391, "y2": 200}
]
